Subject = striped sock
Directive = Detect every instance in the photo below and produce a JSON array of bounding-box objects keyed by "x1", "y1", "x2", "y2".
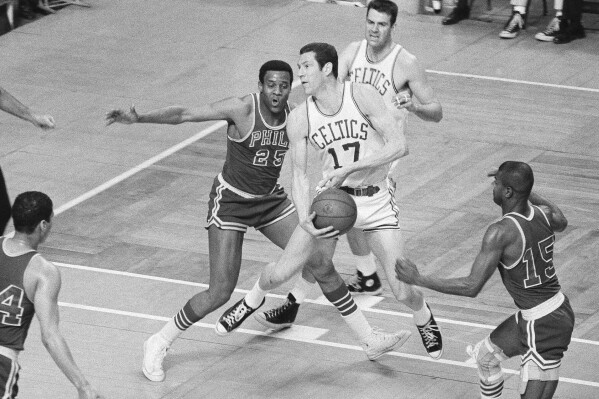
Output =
[
  {"x1": 159, "y1": 301, "x2": 201, "y2": 344},
  {"x1": 480, "y1": 379, "x2": 504, "y2": 398},
  {"x1": 324, "y1": 284, "x2": 372, "y2": 341}
]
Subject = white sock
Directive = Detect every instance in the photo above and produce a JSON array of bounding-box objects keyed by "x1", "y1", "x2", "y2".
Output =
[
  {"x1": 514, "y1": 5, "x2": 526, "y2": 14},
  {"x1": 290, "y1": 276, "x2": 314, "y2": 304},
  {"x1": 158, "y1": 318, "x2": 182, "y2": 345},
  {"x1": 355, "y1": 253, "x2": 377, "y2": 276},
  {"x1": 343, "y1": 311, "x2": 373, "y2": 341},
  {"x1": 555, "y1": 10, "x2": 563, "y2": 17},
  {"x1": 413, "y1": 300, "x2": 432, "y2": 326},
  {"x1": 245, "y1": 279, "x2": 268, "y2": 309}
]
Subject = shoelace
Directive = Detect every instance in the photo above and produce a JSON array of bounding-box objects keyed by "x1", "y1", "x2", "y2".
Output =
[
  {"x1": 418, "y1": 323, "x2": 440, "y2": 349},
  {"x1": 265, "y1": 301, "x2": 291, "y2": 318},
  {"x1": 506, "y1": 14, "x2": 522, "y2": 31},
  {"x1": 347, "y1": 273, "x2": 363, "y2": 289},
  {"x1": 151, "y1": 346, "x2": 168, "y2": 369},
  {"x1": 222, "y1": 303, "x2": 249, "y2": 327},
  {"x1": 545, "y1": 17, "x2": 560, "y2": 33}
]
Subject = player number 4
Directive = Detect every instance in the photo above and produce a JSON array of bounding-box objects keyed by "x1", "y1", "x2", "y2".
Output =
[{"x1": 0, "y1": 285, "x2": 25, "y2": 326}]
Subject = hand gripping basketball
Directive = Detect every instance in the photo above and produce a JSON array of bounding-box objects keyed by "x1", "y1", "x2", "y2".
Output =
[{"x1": 310, "y1": 188, "x2": 357, "y2": 235}]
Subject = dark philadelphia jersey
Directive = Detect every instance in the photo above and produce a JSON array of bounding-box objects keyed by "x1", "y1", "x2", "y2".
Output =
[
  {"x1": 498, "y1": 205, "x2": 561, "y2": 310},
  {"x1": 0, "y1": 238, "x2": 36, "y2": 351},
  {"x1": 221, "y1": 93, "x2": 290, "y2": 195}
]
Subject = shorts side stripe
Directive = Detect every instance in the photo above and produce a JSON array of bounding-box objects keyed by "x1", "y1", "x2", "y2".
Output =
[
  {"x1": 256, "y1": 203, "x2": 296, "y2": 230},
  {"x1": 2, "y1": 358, "x2": 18, "y2": 399}
]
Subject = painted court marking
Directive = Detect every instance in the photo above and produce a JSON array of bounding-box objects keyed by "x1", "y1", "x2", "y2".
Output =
[
  {"x1": 58, "y1": 300, "x2": 599, "y2": 389},
  {"x1": 55, "y1": 262, "x2": 599, "y2": 346}
]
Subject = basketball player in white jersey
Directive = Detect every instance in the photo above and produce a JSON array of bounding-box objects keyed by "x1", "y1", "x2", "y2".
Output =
[
  {"x1": 255, "y1": 1, "x2": 444, "y2": 359},
  {"x1": 219, "y1": 42, "x2": 444, "y2": 360}
]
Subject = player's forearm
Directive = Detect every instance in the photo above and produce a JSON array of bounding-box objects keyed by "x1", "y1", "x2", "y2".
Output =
[
  {"x1": 42, "y1": 332, "x2": 91, "y2": 390},
  {"x1": 291, "y1": 172, "x2": 312, "y2": 224},
  {"x1": 0, "y1": 87, "x2": 36, "y2": 123},
  {"x1": 413, "y1": 101, "x2": 442, "y2": 122},
  {"x1": 345, "y1": 141, "x2": 408, "y2": 175},
  {"x1": 417, "y1": 275, "x2": 480, "y2": 298},
  {"x1": 137, "y1": 106, "x2": 188, "y2": 124}
]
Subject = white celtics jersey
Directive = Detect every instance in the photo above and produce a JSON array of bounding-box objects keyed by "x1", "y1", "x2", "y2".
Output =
[
  {"x1": 306, "y1": 82, "x2": 391, "y2": 188},
  {"x1": 347, "y1": 40, "x2": 408, "y2": 122}
]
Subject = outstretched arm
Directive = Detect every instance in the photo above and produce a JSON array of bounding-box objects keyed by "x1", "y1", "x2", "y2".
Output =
[
  {"x1": 27, "y1": 258, "x2": 103, "y2": 399},
  {"x1": 0, "y1": 86, "x2": 55, "y2": 129},
  {"x1": 395, "y1": 223, "x2": 507, "y2": 297},
  {"x1": 106, "y1": 96, "x2": 251, "y2": 127}
]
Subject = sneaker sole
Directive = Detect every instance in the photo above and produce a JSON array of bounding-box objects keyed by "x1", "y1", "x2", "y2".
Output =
[
  {"x1": 367, "y1": 330, "x2": 412, "y2": 361},
  {"x1": 142, "y1": 340, "x2": 165, "y2": 382},
  {"x1": 535, "y1": 34, "x2": 555, "y2": 42},
  {"x1": 214, "y1": 322, "x2": 230, "y2": 336},
  {"x1": 427, "y1": 348, "x2": 444, "y2": 360},
  {"x1": 254, "y1": 313, "x2": 293, "y2": 331}
]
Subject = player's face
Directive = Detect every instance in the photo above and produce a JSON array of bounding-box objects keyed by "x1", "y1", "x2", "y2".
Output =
[
  {"x1": 297, "y1": 52, "x2": 325, "y2": 96},
  {"x1": 365, "y1": 9, "x2": 394, "y2": 49},
  {"x1": 492, "y1": 176, "x2": 503, "y2": 206},
  {"x1": 259, "y1": 70, "x2": 291, "y2": 114}
]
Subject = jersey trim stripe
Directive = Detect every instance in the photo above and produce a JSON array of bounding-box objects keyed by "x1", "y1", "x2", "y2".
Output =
[
  {"x1": 349, "y1": 84, "x2": 374, "y2": 129},
  {"x1": 228, "y1": 93, "x2": 258, "y2": 143}
]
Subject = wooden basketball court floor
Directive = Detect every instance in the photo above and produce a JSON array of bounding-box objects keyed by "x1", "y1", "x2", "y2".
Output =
[{"x1": 1, "y1": 0, "x2": 599, "y2": 398}]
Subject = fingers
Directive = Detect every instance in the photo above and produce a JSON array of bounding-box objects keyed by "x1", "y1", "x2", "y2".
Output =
[{"x1": 487, "y1": 168, "x2": 498, "y2": 177}]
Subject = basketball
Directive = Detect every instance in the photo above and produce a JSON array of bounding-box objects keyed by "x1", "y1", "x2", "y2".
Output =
[{"x1": 310, "y1": 188, "x2": 357, "y2": 235}]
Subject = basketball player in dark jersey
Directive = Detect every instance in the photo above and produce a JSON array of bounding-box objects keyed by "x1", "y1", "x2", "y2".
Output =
[
  {"x1": 0, "y1": 191, "x2": 102, "y2": 398},
  {"x1": 109, "y1": 60, "x2": 390, "y2": 380},
  {"x1": 396, "y1": 161, "x2": 574, "y2": 399},
  {"x1": 0, "y1": 86, "x2": 55, "y2": 235}
]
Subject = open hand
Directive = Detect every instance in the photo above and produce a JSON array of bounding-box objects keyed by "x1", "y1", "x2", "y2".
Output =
[
  {"x1": 32, "y1": 114, "x2": 55, "y2": 130},
  {"x1": 106, "y1": 105, "x2": 139, "y2": 125},
  {"x1": 395, "y1": 257, "x2": 421, "y2": 285}
]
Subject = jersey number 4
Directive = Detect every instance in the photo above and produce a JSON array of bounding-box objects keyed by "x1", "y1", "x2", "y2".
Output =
[{"x1": 0, "y1": 285, "x2": 25, "y2": 326}]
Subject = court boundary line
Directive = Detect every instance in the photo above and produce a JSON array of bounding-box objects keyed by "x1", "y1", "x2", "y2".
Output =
[
  {"x1": 55, "y1": 262, "x2": 599, "y2": 346},
  {"x1": 57, "y1": 300, "x2": 599, "y2": 389},
  {"x1": 426, "y1": 70, "x2": 599, "y2": 93}
]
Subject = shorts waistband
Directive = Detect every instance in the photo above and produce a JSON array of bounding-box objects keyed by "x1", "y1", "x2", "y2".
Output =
[
  {"x1": 218, "y1": 173, "x2": 275, "y2": 199},
  {"x1": 339, "y1": 181, "x2": 386, "y2": 197},
  {"x1": 0, "y1": 346, "x2": 19, "y2": 362},
  {"x1": 521, "y1": 291, "x2": 565, "y2": 321}
]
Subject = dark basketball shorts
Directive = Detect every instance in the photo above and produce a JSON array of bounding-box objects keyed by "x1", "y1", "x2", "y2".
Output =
[
  {"x1": 0, "y1": 351, "x2": 19, "y2": 399},
  {"x1": 206, "y1": 174, "x2": 296, "y2": 233},
  {"x1": 491, "y1": 292, "x2": 574, "y2": 370}
]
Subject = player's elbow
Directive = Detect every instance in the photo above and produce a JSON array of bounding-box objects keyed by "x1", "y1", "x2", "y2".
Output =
[
  {"x1": 553, "y1": 215, "x2": 568, "y2": 232},
  {"x1": 463, "y1": 281, "x2": 483, "y2": 297}
]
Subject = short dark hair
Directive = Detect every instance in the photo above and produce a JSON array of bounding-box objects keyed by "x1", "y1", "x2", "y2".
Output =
[
  {"x1": 367, "y1": 0, "x2": 399, "y2": 25},
  {"x1": 12, "y1": 191, "x2": 53, "y2": 234},
  {"x1": 299, "y1": 42, "x2": 338, "y2": 79},
  {"x1": 259, "y1": 60, "x2": 293, "y2": 84},
  {"x1": 497, "y1": 161, "x2": 534, "y2": 197}
]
